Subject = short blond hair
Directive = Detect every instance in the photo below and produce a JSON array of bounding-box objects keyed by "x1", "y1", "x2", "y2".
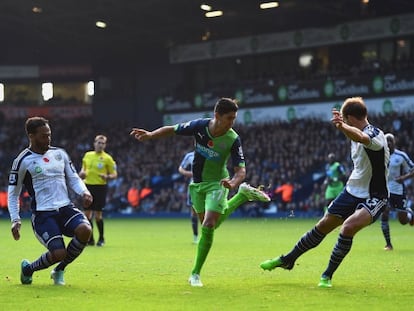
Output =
[{"x1": 94, "y1": 134, "x2": 107, "y2": 143}]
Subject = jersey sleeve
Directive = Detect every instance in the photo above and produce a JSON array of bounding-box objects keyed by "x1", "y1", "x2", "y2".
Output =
[
  {"x1": 365, "y1": 125, "x2": 386, "y2": 151},
  {"x1": 63, "y1": 149, "x2": 88, "y2": 195},
  {"x1": 174, "y1": 118, "x2": 205, "y2": 136},
  {"x1": 230, "y1": 136, "x2": 246, "y2": 168},
  {"x1": 106, "y1": 155, "x2": 117, "y2": 174},
  {"x1": 7, "y1": 157, "x2": 26, "y2": 222}
]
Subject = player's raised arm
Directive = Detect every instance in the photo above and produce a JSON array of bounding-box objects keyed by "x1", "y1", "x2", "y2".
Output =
[{"x1": 130, "y1": 126, "x2": 175, "y2": 141}]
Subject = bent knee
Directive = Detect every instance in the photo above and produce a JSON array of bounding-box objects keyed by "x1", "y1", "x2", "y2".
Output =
[{"x1": 75, "y1": 222, "x2": 93, "y2": 242}]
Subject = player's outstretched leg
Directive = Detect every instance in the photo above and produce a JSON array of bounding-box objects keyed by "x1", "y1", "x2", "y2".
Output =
[
  {"x1": 216, "y1": 183, "x2": 270, "y2": 229},
  {"x1": 238, "y1": 183, "x2": 271, "y2": 202}
]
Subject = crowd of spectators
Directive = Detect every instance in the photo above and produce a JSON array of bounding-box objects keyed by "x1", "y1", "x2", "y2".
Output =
[{"x1": 1, "y1": 110, "x2": 414, "y2": 218}]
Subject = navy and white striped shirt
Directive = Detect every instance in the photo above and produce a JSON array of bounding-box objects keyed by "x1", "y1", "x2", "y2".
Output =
[
  {"x1": 8, "y1": 147, "x2": 88, "y2": 222},
  {"x1": 388, "y1": 149, "x2": 414, "y2": 195},
  {"x1": 346, "y1": 124, "x2": 389, "y2": 199}
]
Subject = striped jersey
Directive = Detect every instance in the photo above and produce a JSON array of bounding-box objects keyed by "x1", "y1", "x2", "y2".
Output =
[
  {"x1": 388, "y1": 149, "x2": 414, "y2": 195},
  {"x1": 345, "y1": 124, "x2": 389, "y2": 199},
  {"x1": 7, "y1": 147, "x2": 88, "y2": 222}
]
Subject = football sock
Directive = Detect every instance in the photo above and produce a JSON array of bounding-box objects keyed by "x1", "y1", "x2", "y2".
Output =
[
  {"x1": 96, "y1": 219, "x2": 104, "y2": 241},
  {"x1": 24, "y1": 252, "x2": 53, "y2": 275},
  {"x1": 88, "y1": 218, "x2": 94, "y2": 242},
  {"x1": 55, "y1": 237, "x2": 87, "y2": 271},
  {"x1": 191, "y1": 214, "x2": 198, "y2": 236},
  {"x1": 322, "y1": 234, "x2": 353, "y2": 279},
  {"x1": 284, "y1": 226, "x2": 326, "y2": 263},
  {"x1": 191, "y1": 226, "x2": 214, "y2": 275},
  {"x1": 215, "y1": 193, "x2": 247, "y2": 229},
  {"x1": 381, "y1": 220, "x2": 391, "y2": 246}
]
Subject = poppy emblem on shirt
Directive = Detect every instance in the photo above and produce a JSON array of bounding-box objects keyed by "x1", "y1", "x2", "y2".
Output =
[
  {"x1": 207, "y1": 140, "x2": 214, "y2": 148},
  {"x1": 43, "y1": 157, "x2": 49, "y2": 162}
]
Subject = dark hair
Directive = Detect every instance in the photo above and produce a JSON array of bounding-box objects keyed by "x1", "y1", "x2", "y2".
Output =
[
  {"x1": 25, "y1": 116, "x2": 49, "y2": 135},
  {"x1": 341, "y1": 97, "x2": 367, "y2": 120},
  {"x1": 214, "y1": 98, "x2": 239, "y2": 115}
]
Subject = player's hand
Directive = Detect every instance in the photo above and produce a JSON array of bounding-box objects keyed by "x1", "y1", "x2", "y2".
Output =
[
  {"x1": 331, "y1": 109, "x2": 344, "y2": 129},
  {"x1": 11, "y1": 220, "x2": 21, "y2": 241},
  {"x1": 220, "y1": 178, "x2": 234, "y2": 190},
  {"x1": 82, "y1": 191, "x2": 93, "y2": 208},
  {"x1": 130, "y1": 128, "x2": 150, "y2": 141}
]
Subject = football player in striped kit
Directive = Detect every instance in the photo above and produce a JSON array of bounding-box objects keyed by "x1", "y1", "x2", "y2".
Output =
[{"x1": 8, "y1": 116, "x2": 93, "y2": 286}]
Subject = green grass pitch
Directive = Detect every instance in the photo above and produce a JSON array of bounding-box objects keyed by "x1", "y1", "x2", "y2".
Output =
[{"x1": 0, "y1": 217, "x2": 413, "y2": 310}]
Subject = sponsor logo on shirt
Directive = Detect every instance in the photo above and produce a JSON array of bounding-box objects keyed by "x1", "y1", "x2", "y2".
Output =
[{"x1": 196, "y1": 143, "x2": 220, "y2": 161}]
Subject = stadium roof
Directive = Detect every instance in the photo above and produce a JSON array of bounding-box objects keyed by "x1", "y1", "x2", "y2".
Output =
[{"x1": 1, "y1": 0, "x2": 414, "y2": 65}]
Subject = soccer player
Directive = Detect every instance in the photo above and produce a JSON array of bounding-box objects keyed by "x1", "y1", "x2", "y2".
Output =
[
  {"x1": 381, "y1": 133, "x2": 414, "y2": 251},
  {"x1": 178, "y1": 151, "x2": 199, "y2": 244},
  {"x1": 322, "y1": 153, "x2": 346, "y2": 214},
  {"x1": 130, "y1": 97, "x2": 270, "y2": 287},
  {"x1": 260, "y1": 97, "x2": 389, "y2": 288},
  {"x1": 79, "y1": 134, "x2": 117, "y2": 246},
  {"x1": 8, "y1": 116, "x2": 93, "y2": 285}
]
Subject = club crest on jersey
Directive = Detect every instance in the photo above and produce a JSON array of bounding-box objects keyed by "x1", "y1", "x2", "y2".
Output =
[
  {"x1": 43, "y1": 157, "x2": 49, "y2": 163},
  {"x1": 8, "y1": 173, "x2": 18, "y2": 185},
  {"x1": 35, "y1": 166, "x2": 42, "y2": 174},
  {"x1": 207, "y1": 140, "x2": 214, "y2": 148}
]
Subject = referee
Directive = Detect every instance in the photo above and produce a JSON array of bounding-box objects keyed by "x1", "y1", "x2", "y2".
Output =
[{"x1": 79, "y1": 135, "x2": 117, "y2": 246}]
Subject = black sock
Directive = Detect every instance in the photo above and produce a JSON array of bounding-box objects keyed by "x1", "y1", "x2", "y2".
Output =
[
  {"x1": 88, "y1": 218, "x2": 94, "y2": 242},
  {"x1": 96, "y1": 219, "x2": 104, "y2": 241}
]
